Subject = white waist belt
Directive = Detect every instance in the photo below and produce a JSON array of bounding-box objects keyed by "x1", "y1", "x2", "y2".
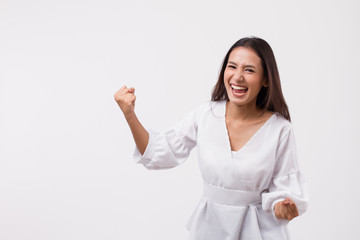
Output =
[{"x1": 203, "y1": 182, "x2": 262, "y2": 206}]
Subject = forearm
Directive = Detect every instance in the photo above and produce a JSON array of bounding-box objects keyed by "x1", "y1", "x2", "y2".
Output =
[{"x1": 125, "y1": 113, "x2": 149, "y2": 155}]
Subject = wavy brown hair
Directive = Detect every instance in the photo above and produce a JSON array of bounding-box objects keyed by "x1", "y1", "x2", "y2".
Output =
[{"x1": 211, "y1": 37, "x2": 291, "y2": 121}]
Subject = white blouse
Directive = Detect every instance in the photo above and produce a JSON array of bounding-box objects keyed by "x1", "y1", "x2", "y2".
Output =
[{"x1": 134, "y1": 100, "x2": 309, "y2": 240}]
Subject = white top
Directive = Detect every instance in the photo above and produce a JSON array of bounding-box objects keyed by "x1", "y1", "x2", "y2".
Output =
[{"x1": 133, "y1": 100, "x2": 309, "y2": 240}]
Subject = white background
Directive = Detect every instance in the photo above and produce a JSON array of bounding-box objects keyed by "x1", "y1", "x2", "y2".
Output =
[{"x1": 1, "y1": 0, "x2": 359, "y2": 239}]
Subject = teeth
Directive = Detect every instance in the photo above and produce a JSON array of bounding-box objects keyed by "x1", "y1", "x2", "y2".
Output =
[{"x1": 231, "y1": 84, "x2": 247, "y2": 90}]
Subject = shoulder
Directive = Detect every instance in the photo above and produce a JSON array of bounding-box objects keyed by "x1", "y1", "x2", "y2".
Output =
[
  {"x1": 272, "y1": 112, "x2": 292, "y2": 127},
  {"x1": 184, "y1": 100, "x2": 226, "y2": 124},
  {"x1": 271, "y1": 112, "x2": 294, "y2": 141},
  {"x1": 209, "y1": 100, "x2": 226, "y2": 117},
  {"x1": 191, "y1": 100, "x2": 224, "y2": 115},
  {"x1": 179, "y1": 100, "x2": 213, "y2": 124}
]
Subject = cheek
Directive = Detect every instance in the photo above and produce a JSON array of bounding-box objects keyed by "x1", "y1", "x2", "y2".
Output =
[
  {"x1": 223, "y1": 71, "x2": 230, "y2": 84},
  {"x1": 249, "y1": 76, "x2": 264, "y2": 88}
]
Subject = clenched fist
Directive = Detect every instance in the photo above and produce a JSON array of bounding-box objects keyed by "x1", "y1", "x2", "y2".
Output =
[
  {"x1": 274, "y1": 198, "x2": 299, "y2": 221},
  {"x1": 114, "y1": 86, "x2": 136, "y2": 119}
]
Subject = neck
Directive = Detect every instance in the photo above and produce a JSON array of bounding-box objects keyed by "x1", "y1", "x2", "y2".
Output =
[{"x1": 225, "y1": 101, "x2": 264, "y2": 122}]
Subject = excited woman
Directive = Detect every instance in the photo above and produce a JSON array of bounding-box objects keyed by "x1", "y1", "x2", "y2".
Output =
[{"x1": 114, "y1": 36, "x2": 309, "y2": 240}]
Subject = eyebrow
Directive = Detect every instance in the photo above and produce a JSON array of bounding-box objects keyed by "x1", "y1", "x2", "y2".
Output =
[{"x1": 228, "y1": 61, "x2": 256, "y2": 68}]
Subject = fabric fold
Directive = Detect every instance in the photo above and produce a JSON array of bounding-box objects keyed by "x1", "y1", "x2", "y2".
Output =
[{"x1": 249, "y1": 205, "x2": 263, "y2": 240}]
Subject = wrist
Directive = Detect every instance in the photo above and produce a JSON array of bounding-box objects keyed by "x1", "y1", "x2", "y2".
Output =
[{"x1": 124, "y1": 111, "x2": 136, "y2": 123}]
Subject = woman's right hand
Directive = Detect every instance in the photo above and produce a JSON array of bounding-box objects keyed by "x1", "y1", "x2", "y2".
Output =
[{"x1": 114, "y1": 86, "x2": 136, "y2": 119}]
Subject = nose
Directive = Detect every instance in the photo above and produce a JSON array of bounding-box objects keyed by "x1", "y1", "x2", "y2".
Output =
[{"x1": 233, "y1": 70, "x2": 244, "y2": 82}]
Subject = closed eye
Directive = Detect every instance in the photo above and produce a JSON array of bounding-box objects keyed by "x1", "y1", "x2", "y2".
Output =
[{"x1": 227, "y1": 65, "x2": 236, "y2": 69}]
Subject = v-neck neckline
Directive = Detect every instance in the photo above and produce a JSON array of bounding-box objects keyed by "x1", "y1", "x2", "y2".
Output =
[{"x1": 221, "y1": 101, "x2": 276, "y2": 154}]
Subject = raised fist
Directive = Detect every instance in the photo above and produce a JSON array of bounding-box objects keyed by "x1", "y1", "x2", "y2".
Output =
[{"x1": 114, "y1": 86, "x2": 136, "y2": 118}]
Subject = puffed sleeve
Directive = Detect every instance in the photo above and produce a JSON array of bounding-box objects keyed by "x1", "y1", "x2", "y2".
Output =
[
  {"x1": 262, "y1": 127, "x2": 309, "y2": 216},
  {"x1": 133, "y1": 103, "x2": 207, "y2": 170}
]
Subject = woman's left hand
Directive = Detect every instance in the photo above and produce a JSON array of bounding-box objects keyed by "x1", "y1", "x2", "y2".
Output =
[{"x1": 274, "y1": 197, "x2": 299, "y2": 221}]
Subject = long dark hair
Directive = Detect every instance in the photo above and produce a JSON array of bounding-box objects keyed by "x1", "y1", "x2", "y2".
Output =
[{"x1": 211, "y1": 37, "x2": 291, "y2": 121}]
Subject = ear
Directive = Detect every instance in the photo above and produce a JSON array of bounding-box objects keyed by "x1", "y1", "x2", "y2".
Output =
[{"x1": 263, "y1": 78, "x2": 269, "y2": 88}]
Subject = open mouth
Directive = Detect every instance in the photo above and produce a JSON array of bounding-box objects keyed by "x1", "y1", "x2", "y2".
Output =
[{"x1": 230, "y1": 84, "x2": 248, "y2": 96}]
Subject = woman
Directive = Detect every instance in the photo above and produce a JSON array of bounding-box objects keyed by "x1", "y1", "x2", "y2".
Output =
[{"x1": 114, "y1": 37, "x2": 309, "y2": 239}]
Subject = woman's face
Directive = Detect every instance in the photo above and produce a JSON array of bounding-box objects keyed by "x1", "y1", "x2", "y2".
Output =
[{"x1": 224, "y1": 46, "x2": 267, "y2": 108}]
